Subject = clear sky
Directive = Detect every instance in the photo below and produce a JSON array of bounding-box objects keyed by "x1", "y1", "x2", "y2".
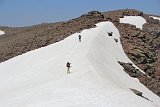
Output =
[{"x1": 0, "y1": 0, "x2": 160, "y2": 27}]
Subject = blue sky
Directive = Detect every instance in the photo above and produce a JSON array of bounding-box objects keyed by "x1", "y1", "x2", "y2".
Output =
[{"x1": 0, "y1": 0, "x2": 160, "y2": 27}]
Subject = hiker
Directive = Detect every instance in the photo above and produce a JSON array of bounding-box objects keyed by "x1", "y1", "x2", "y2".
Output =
[
  {"x1": 78, "y1": 34, "x2": 81, "y2": 42},
  {"x1": 108, "y1": 32, "x2": 113, "y2": 36},
  {"x1": 66, "y1": 62, "x2": 71, "y2": 74}
]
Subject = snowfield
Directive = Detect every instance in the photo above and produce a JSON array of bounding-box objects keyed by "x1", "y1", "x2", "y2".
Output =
[
  {"x1": 0, "y1": 21, "x2": 159, "y2": 107},
  {"x1": 0, "y1": 30, "x2": 5, "y2": 35},
  {"x1": 150, "y1": 16, "x2": 160, "y2": 21},
  {"x1": 120, "y1": 16, "x2": 146, "y2": 29}
]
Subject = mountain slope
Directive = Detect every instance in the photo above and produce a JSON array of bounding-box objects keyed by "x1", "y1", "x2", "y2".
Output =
[
  {"x1": 0, "y1": 11, "x2": 103, "y2": 63},
  {"x1": 0, "y1": 21, "x2": 159, "y2": 107}
]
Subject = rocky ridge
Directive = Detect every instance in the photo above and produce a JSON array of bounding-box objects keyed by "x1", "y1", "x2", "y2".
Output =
[{"x1": 0, "y1": 11, "x2": 103, "y2": 62}]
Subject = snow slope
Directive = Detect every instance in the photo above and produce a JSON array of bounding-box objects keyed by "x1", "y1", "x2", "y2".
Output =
[
  {"x1": 150, "y1": 16, "x2": 160, "y2": 21},
  {"x1": 0, "y1": 21, "x2": 159, "y2": 107},
  {"x1": 120, "y1": 16, "x2": 146, "y2": 29},
  {"x1": 0, "y1": 30, "x2": 5, "y2": 35}
]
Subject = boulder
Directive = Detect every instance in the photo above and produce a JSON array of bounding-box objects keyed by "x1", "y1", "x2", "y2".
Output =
[{"x1": 130, "y1": 89, "x2": 143, "y2": 97}]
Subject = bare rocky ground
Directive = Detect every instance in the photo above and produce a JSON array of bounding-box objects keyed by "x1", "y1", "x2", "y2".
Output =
[
  {"x1": 0, "y1": 9, "x2": 159, "y2": 97},
  {"x1": 102, "y1": 9, "x2": 160, "y2": 97}
]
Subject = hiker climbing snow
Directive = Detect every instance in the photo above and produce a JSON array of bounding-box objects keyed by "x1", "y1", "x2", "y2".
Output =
[
  {"x1": 66, "y1": 62, "x2": 71, "y2": 74},
  {"x1": 78, "y1": 34, "x2": 81, "y2": 42}
]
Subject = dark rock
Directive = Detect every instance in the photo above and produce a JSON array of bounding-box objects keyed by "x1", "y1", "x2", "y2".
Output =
[
  {"x1": 118, "y1": 61, "x2": 141, "y2": 78},
  {"x1": 130, "y1": 89, "x2": 143, "y2": 97},
  {"x1": 108, "y1": 32, "x2": 113, "y2": 36},
  {"x1": 128, "y1": 63, "x2": 132, "y2": 66},
  {"x1": 139, "y1": 56, "x2": 148, "y2": 64},
  {"x1": 114, "y1": 38, "x2": 118, "y2": 43}
]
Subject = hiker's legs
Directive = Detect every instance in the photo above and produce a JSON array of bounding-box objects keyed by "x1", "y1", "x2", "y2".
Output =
[{"x1": 67, "y1": 67, "x2": 70, "y2": 74}]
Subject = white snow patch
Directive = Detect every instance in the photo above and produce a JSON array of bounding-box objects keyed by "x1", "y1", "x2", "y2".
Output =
[
  {"x1": 120, "y1": 16, "x2": 146, "y2": 29},
  {"x1": 150, "y1": 16, "x2": 160, "y2": 21},
  {"x1": 0, "y1": 30, "x2": 5, "y2": 35},
  {"x1": 0, "y1": 22, "x2": 159, "y2": 107}
]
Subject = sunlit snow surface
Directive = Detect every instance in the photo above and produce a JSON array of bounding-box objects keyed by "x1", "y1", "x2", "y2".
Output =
[
  {"x1": 120, "y1": 16, "x2": 146, "y2": 29},
  {"x1": 150, "y1": 16, "x2": 160, "y2": 21},
  {"x1": 0, "y1": 21, "x2": 159, "y2": 107},
  {"x1": 0, "y1": 30, "x2": 5, "y2": 35}
]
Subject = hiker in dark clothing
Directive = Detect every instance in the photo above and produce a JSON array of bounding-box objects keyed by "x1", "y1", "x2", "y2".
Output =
[
  {"x1": 78, "y1": 35, "x2": 81, "y2": 42},
  {"x1": 66, "y1": 62, "x2": 71, "y2": 74}
]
